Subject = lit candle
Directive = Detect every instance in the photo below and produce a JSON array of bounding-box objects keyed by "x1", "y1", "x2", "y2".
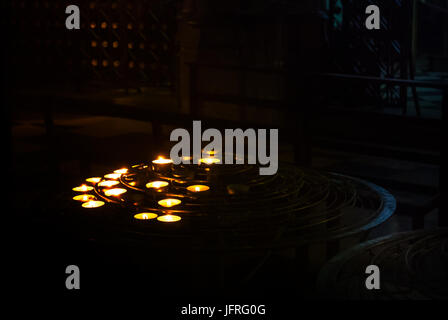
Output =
[
  {"x1": 114, "y1": 168, "x2": 128, "y2": 174},
  {"x1": 104, "y1": 173, "x2": 121, "y2": 180},
  {"x1": 134, "y1": 212, "x2": 158, "y2": 220},
  {"x1": 158, "y1": 198, "x2": 181, "y2": 208},
  {"x1": 73, "y1": 194, "x2": 96, "y2": 202},
  {"x1": 157, "y1": 214, "x2": 181, "y2": 222},
  {"x1": 98, "y1": 180, "x2": 120, "y2": 187},
  {"x1": 152, "y1": 156, "x2": 174, "y2": 173},
  {"x1": 82, "y1": 200, "x2": 105, "y2": 208},
  {"x1": 187, "y1": 185, "x2": 210, "y2": 192},
  {"x1": 199, "y1": 157, "x2": 220, "y2": 165},
  {"x1": 146, "y1": 181, "x2": 169, "y2": 189},
  {"x1": 104, "y1": 188, "x2": 127, "y2": 197},
  {"x1": 72, "y1": 184, "x2": 94, "y2": 192},
  {"x1": 152, "y1": 156, "x2": 173, "y2": 165},
  {"x1": 86, "y1": 177, "x2": 102, "y2": 184}
]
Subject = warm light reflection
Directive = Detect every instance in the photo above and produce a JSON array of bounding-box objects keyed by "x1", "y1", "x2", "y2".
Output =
[
  {"x1": 204, "y1": 150, "x2": 217, "y2": 155},
  {"x1": 158, "y1": 198, "x2": 181, "y2": 208},
  {"x1": 199, "y1": 157, "x2": 220, "y2": 164},
  {"x1": 152, "y1": 156, "x2": 173, "y2": 164},
  {"x1": 114, "y1": 168, "x2": 128, "y2": 174},
  {"x1": 187, "y1": 185, "x2": 210, "y2": 192},
  {"x1": 98, "y1": 180, "x2": 120, "y2": 187},
  {"x1": 82, "y1": 200, "x2": 105, "y2": 208},
  {"x1": 157, "y1": 215, "x2": 181, "y2": 222},
  {"x1": 104, "y1": 188, "x2": 127, "y2": 197},
  {"x1": 73, "y1": 194, "x2": 96, "y2": 202},
  {"x1": 72, "y1": 185, "x2": 93, "y2": 192},
  {"x1": 104, "y1": 173, "x2": 121, "y2": 180},
  {"x1": 146, "y1": 181, "x2": 169, "y2": 189},
  {"x1": 134, "y1": 213, "x2": 158, "y2": 220},
  {"x1": 86, "y1": 177, "x2": 101, "y2": 184}
]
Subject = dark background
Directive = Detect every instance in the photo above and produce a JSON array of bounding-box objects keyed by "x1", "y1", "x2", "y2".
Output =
[{"x1": 4, "y1": 0, "x2": 448, "y2": 306}]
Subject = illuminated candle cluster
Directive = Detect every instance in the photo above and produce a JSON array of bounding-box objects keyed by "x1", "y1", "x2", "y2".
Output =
[{"x1": 73, "y1": 157, "x2": 211, "y2": 223}]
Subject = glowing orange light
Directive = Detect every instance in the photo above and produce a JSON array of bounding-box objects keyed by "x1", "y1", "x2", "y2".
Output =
[
  {"x1": 205, "y1": 150, "x2": 217, "y2": 156},
  {"x1": 158, "y1": 198, "x2": 181, "y2": 208},
  {"x1": 82, "y1": 200, "x2": 105, "y2": 208},
  {"x1": 72, "y1": 185, "x2": 93, "y2": 192},
  {"x1": 146, "y1": 181, "x2": 169, "y2": 189},
  {"x1": 199, "y1": 158, "x2": 220, "y2": 164},
  {"x1": 134, "y1": 213, "x2": 158, "y2": 220},
  {"x1": 187, "y1": 185, "x2": 210, "y2": 192},
  {"x1": 157, "y1": 215, "x2": 181, "y2": 222},
  {"x1": 104, "y1": 173, "x2": 121, "y2": 180},
  {"x1": 152, "y1": 156, "x2": 173, "y2": 164},
  {"x1": 86, "y1": 177, "x2": 101, "y2": 184},
  {"x1": 73, "y1": 194, "x2": 95, "y2": 202},
  {"x1": 98, "y1": 180, "x2": 120, "y2": 187},
  {"x1": 114, "y1": 168, "x2": 128, "y2": 174},
  {"x1": 104, "y1": 188, "x2": 127, "y2": 197}
]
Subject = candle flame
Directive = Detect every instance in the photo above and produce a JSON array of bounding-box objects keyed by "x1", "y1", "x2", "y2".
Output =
[
  {"x1": 104, "y1": 173, "x2": 121, "y2": 180},
  {"x1": 86, "y1": 177, "x2": 101, "y2": 184},
  {"x1": 199, "y1": 157, "x2": 220, "y2": 164},
  {"x1": 134, "y1": 212, "x2": 158, "y2": 220},
  {"x1": 152, "y1": 156, "x2": 173, "y2": 164},
  {"x1": 73, "y1": 194, "x2": 95, "y2": 202},
  {"x1": 104, "y1": 188, "x2": 127, "y2": 197},
  {"x1": 186, "y1": 185, "x2": 210, "y2": 192},
  {"x1": 158, "y1": 198, "x2": 181, "y2": 208},
  {"x1": 157, "y1": 214, "x2": 181, "y2": 222},
  {"x1": 98, "y1": 180, "x2": 120, "y2": 187},
  {"x1": 82, "y1": 200, "x2": 105, "y2": 208},
  {"x1": 146, "y1": 181, "x2": 169, "y2": 189},
  {"x1": 72, "y1": 184, "x2": 94, "y2": 192}
]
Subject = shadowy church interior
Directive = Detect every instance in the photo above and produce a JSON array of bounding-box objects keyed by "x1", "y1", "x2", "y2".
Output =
[{"x1": 5, "y1": 0, "x2": 448, "y2": 300}]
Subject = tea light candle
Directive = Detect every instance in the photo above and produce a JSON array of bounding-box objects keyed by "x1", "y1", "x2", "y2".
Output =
[
  {"x1": 146, "y1": 181, "x2": 169, "y2": 189},
  {"x1": 86, "y1": 177, "x2": 102, "y2": 184},
  {"x1": 158, "y1": 198, "x2": 181, "y2": 208},
  {"x1": 104, "y1": 173, "x2": 121, "y2": 180},
  {"x1": 82, "y1": 200, "x2": 105, "y2": 208},
  {"x1": 98, "y1": 180, "x2": 120, "y2": 187},
  {"x1": 134, "y1": 212, "x2": 158, "y2": 220},
  {"x1": 73, "y1": 194, "x2": 96, "y2": 202},
  {"x1": 152, "y1": 156, "x2": 174, "y2": 173},
  {"x1": 72, "y1": 184, "x2": 94, "y2": 192},
  {"x1": 104, "y1": 188, "x2": 127, "y2": 197},
  {"x1": 114, "y1": 168, "x2": 128, "y2": 174},
  {"x1": 199, "y1": 157, "x2": 220, "y2": 165},
  {"x1": 187, "y1": 185, "x2": 210, "y2": 192},
  {"x1": 157, "y1": 214, "x2": 181, "y2": 222},
  {"x1": 152, "y1": 156, "x2": 173, "y2": 165}
]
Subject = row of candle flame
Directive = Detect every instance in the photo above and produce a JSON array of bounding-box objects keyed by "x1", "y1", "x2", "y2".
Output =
[{"x1": 72, "y1": 156, "x2": 214, "y2": 223}]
